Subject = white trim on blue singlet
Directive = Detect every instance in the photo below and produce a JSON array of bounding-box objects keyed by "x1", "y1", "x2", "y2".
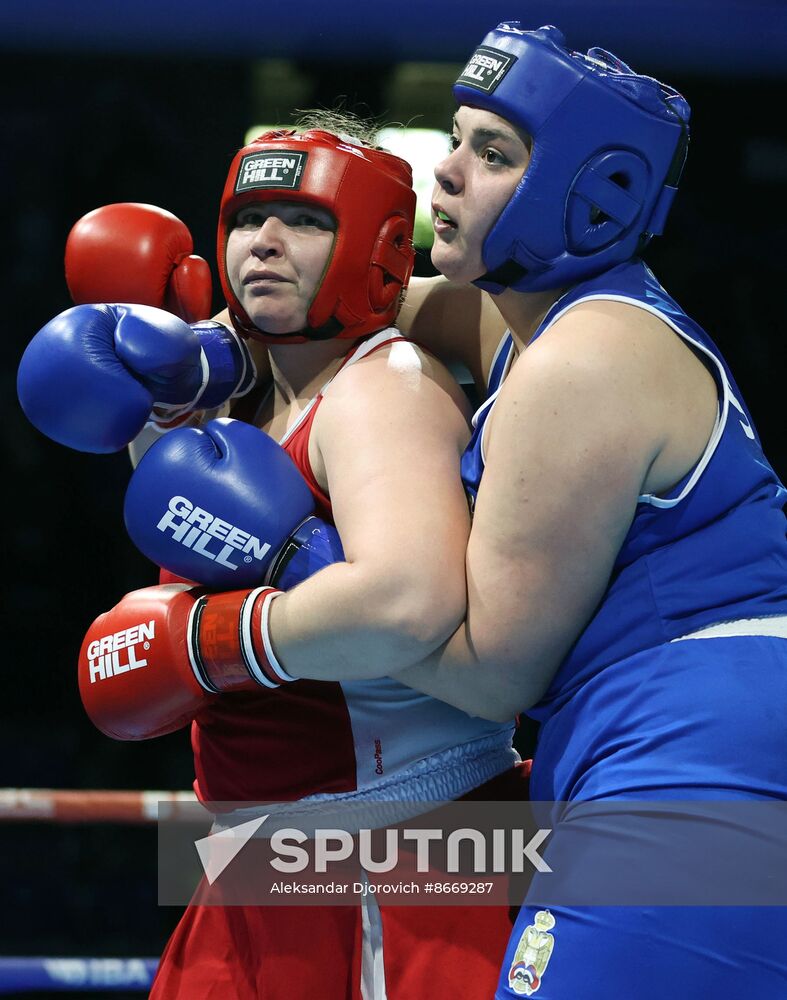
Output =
[
  {"x1": 473, "y1": 332, "x2": 515, "y2": 462},
  {"x1": 672, "y1": 615, "x2": 787, "y2": 642},
  {"x1": 476, "y1": 329, "x2": 515, "y2": 463},
  {"x1": 561, "y1": 294, "x2": 728, "y2": 508},
  {"x1": 485, "y1": 329, "x2": 516, "y2": 388},
  {"x1": 477, "y1": 383, "x2": 502, "y2": 466},
  {"x1": 475, "y1": 294, "x2": 730, "y2": 509}
]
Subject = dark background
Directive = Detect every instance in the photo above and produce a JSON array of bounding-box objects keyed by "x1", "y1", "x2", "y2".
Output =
[{"x1": 2, "y1": 0, "x2": 786, "y2": 983}]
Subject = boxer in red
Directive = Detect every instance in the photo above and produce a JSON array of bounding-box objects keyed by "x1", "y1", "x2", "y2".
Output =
[{"x1": 20, "y1": 116, "x2": 529, "y2": 999}]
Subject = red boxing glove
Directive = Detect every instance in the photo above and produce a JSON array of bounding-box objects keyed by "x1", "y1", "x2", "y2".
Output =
[
  {"x1": 65, "y1": 203, "x2": 213, "y2": 323},
  {"x1": 78, "y1": 584, "x2": 291, "y2": 741}
]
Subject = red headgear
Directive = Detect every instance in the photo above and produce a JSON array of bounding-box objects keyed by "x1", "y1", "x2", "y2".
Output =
[{"x1": 218, "y1": 129, "x2": 417, "y2": 344}]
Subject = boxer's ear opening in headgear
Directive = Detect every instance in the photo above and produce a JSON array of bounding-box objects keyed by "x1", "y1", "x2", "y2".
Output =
[
  {"x1": 217, "y1": 128, "x2": 416, "y2": 345},
  {"x1": 369, "y1": 215, "x2": 413, "y2": 312},
  {"x1": 452, "y1": 22, "x2": 691, "y2": 294}
]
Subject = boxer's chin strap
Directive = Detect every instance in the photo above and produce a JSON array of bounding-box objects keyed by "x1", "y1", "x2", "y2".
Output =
[
  {"x1": 473, "y1": 260, "x2": 531, "y2": 295},
  {"x1": 473, "y1": 237, "x2": 559, "y2": 294},
  {"x1": 302, "y1": 317, "x2": 344, "y2": 341},
  {"x1": 252, "y1": 318, "x2": 343, "y2": 342},
  {"x1": 233, "y1": 311, "x2": 344, "y2": 346}
]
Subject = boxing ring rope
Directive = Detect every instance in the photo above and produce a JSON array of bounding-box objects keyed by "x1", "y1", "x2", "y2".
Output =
[
  {"x1": 0, "y1": 788, "x2": 197, "y2": 993},
  {"x1": 0, "y1": 958, "x2": 160, "y2": 995},
  {"x1": 0, "y1": 788, "x2": 197, "y2": 824}
]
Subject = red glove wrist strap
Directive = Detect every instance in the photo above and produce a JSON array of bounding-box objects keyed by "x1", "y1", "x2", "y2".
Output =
[{"x1": 190, "y1": 586, "x2": 291, "y2": 691}]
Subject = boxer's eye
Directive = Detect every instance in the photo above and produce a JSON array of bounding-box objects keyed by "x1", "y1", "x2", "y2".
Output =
[
  {"x1": 481, "y1": 147, "x2": 507, "y2": 166},
  {"x1": 281, "y1": 206, "x2": 336, "y2": 232},
  {"x1": 235, "y1": 210, "x2": 266, "y2": 228},
  {"x1": 291, "y1": 213, "x2": 329, "y2": 229}
]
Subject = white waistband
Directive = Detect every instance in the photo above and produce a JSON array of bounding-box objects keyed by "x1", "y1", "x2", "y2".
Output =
[
  {"x1": 671, "y1": 615, "x2": 787, "y2": 642},
  {"x1": 305, "y1": 730, "x2": 519, "y2": 805},
  {"x1": 212, "y1": 732, "x2": 519, "y2": 831}
]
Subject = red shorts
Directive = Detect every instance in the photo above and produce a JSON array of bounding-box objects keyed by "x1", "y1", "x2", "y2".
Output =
[{"x1": 151, "y1": 763, "x2": 530, "y2": 1000}]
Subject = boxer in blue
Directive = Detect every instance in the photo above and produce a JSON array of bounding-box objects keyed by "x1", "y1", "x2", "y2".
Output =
[{"x1": 395, "y1": 22, "x2": 787, "y2": 998}]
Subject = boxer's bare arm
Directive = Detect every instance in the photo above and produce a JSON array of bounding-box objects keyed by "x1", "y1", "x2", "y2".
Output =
[
  {"x1": 397, "y1": 301, "x2": 719, "y2": 720},
  {"x1": 397, "y1": 275, "x2": 509, "y2": 393},
  {"x1": 265, "y1": 341, "x2": 473, "y2": 681}
]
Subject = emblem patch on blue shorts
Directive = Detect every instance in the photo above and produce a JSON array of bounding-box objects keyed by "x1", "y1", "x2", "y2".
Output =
[{"x1": 507, "y1": 910, "x2": 556, "y2": 995}]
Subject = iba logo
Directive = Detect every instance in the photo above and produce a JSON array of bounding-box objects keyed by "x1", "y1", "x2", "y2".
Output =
[
  {"x1": 235, "y1": 151, "x2": 307, "y2": 192},
  {"x1": 457, "y1": 46, "x2": 516, "y2": 94}
]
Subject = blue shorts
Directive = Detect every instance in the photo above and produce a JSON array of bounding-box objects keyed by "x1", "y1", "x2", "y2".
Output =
[{"x1": 496, "y1": 903, "x2": 787, "y2": 998}]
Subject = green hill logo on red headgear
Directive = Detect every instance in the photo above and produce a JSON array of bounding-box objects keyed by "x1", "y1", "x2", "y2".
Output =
[{"x1": 235, "y1": 151, "x2": 308, "y2": 192}]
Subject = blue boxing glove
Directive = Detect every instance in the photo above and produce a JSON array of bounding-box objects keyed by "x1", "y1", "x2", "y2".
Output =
[
  {"x1": 266, "y1": 515, "x2": 345, "y2": 590},
  {"x1": 124, "y1": 417, "x2": 344, "y2": 589},
  {"x1": 17, "y1": 303, "x2": 255, "y2": 453}
]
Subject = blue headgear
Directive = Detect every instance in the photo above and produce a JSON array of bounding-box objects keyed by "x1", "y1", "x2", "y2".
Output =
[{"x1": 453, "y1": 24, "x2": 691, "y2": 293}]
